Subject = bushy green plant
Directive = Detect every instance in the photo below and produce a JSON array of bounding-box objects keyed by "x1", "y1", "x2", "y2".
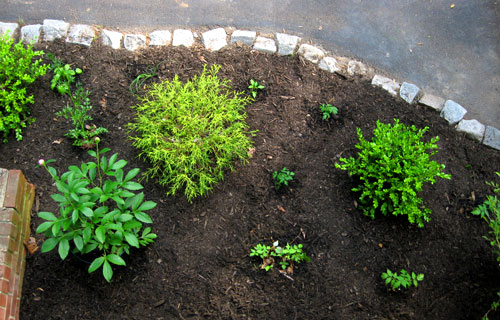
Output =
[
  {"x1": 55, "y1": 84, "x2": 108, "y2": 148},
  {"x1": 248, "y1": 79, "x2": 264, "y2": 98},
  {"x1": 36, "y1": 140, "x2": 157, "y2": 282},
  {"x1": 47, "y1": 53, "x2": 82, "y2": 95},
  {"x1": 472, "y1": 172, "x2": 500, "y2": 319},
  {"x1": 335, "y1": 119, "x2": 451, "y2": 227},
  {"x1": 0, "y1": 32, "x2": 48, "y2": 142},
  {"x1": 250, "y1": 241, "x2": 311, "y2": 272},
  {"x1": 381, "y1": 269, "x2": 424, "y2": 291},
  {"x1": 127, "y1": 64, "x2": 255, "y2": 202},
  {"x1": 272, "y1": 167, "x2": 295, "y2": 190},
  {"x1": 319, "y1": 103, "x2": 338, "y2": 120}
]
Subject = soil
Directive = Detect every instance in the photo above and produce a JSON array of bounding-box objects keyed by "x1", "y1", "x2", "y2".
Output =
[{"x1": 1, "y1": 39, "x2": 500, "y2": 320}]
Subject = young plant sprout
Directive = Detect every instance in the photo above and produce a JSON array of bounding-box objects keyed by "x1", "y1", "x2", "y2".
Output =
[
  {"x1": 272, "y1": 167, "x2": 295, "y2": 190},
  {"x1": 248, "y1": 79, "x2": 265, "y2": 98}
]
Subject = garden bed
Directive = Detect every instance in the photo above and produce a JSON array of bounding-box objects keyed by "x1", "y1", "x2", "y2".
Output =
[{"x1": 2, "y1": 39, "x2": 500, "y2": 319}]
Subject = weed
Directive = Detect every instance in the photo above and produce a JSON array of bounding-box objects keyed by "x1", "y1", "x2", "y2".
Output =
[
  {"x1": 248, "y1": 79, "x2": 264, "y2": 98},
  {"x1": 272, "y1": 167, "x2": 295, "y2": 190},
  {"x1": 381, "y1": 269, "x2": 424, "y2": 291},
  {"x1": 319, "y1": 103, "x2": 338, "y2": 120},
  {"x1": 250, "y1": 241, "x2": 310, "y2": 273}
]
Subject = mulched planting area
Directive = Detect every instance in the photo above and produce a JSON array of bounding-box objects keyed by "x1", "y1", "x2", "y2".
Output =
[{"x1": 1, "y1": 39, "x2": 500, "y2": 319}]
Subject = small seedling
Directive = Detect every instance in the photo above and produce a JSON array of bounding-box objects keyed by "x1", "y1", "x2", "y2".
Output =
[
  {"x1": 48, "y1": 53, "x2": 82, "y2": 95},
  {"x1": 129, "y1": 64, "x2": 159, "y2": 96},
  {"x1": 381, "y1": 269, "x2": 424, "y2": 291},
  {"x1": 250, "y1": 241, "x2": 310, "y2": 273},
  {"x1": 248, "y1": 79, "x2": 265, "y2": 98},
  {"x1": 319, "y1": 103, "x2": 338, "y2": 120},
  {"x1": 272, "y1": 167, "x2": 295, "y2": 189}
]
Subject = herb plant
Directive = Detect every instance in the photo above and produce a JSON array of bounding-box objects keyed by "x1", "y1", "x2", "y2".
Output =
[
  {"x1": 48, "y1": 53, "x2": 82, "y2": 95},
  {"x1": 248, "y1": 79, "x2": 264, "y2": 98},
  {"x1": 381, "y1": 269, "x2": 424, "y2": 291},
  {"x1": 319, "y1": 103, "x2": 338, "y2": 120},
  {"x1": 128, "y1": 64, "x2": 255, "y2": 202},
  {"x1": 472, "y1": 172, "x2": 500, "y2": 319},
  {"x1": 0, "y1": 32, "x2": 49, "y2": 142},
  {"x1": 36, "y1": 140, "x2": 157, "y2": 282},
  {"x1": 335, "y1": 119, "x2": 451, "y2": 227},
  {"x1": 272, "y1": 167, "x2": 295, "y2": 190},
  {"x1": 55, "y1": 84, "x2": 108, "y2": 148},
  {"x1": 250, "y1": 241, "x2": 311, "y2": 272}
]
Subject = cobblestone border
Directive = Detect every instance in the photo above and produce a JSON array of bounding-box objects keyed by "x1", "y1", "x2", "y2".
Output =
[{"x1": 1, "y1": 19, "x2": 499, "y2": 151}]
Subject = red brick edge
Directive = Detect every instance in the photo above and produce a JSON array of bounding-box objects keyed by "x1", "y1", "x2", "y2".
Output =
[{"x1": 0, "y1": 169, "x2": 34, "y2": 320}]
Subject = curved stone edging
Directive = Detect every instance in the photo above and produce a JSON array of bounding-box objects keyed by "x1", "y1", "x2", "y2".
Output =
[{"x1": 1, "y1": 19, "x2": 499, "y2": 151}]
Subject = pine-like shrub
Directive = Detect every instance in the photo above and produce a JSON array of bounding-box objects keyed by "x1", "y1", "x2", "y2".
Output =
[{"x1": 128, "y1": 65, "x2": 255, "y2": 202}]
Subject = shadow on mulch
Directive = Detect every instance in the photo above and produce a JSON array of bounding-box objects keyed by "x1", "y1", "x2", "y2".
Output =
[{"x1": 1, "y1": 39, "x2": 499, "y2": 319}]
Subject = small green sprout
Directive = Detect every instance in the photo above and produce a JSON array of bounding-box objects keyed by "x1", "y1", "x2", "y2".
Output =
[
  {"x1": 250, "y1": 241, "x2": 310, "y2": 273},
  {"x1": 381, "y1": 269, "x2": 424, "y2": 291},
  {"x1": 248, "y1": 79, "x2": 265, "y2": 98},
  {"x1": 272, "y1": 167, "x2": 295, "y2": 190},
  {"x1": 319, "y1": 103, "x2": 338, "y2": 120}
]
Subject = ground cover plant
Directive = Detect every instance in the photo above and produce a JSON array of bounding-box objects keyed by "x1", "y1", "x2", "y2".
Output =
[
  {"x1": 0, "y1": 33, "x2": 48, "y2": 142},
  {"x1": 36, "y1": 141, "x2": 157, "y2": 282},
  {"x1": 2, "y1": 39, "x2": 500, "y2": 319},
  {"x1": 336, "y1": 119, "x2": 451, "y2": 227},
  {"x1": 127, "y1": 64, "x2": 255, "y2": 202}
]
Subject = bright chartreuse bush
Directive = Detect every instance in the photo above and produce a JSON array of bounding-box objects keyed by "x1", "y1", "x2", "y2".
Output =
[
  {"x1": 127, "y1": 65, "x2": 255, "y2": 202},
  {"x1": 0, "y1": 32, "x2": 49, "y2": 142},
  {"x1": 335, "y1": 119, "x2": 451, "y2": 227}
]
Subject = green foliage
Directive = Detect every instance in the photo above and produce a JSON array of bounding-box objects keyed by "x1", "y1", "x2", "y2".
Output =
[
  {"x1": 272, "y1": 167, "x2": 295, "y2": 190},
  {"x1": 127, "y1": 64, "x2": 255, "y2": 202},
  {"x1": 36, "y1": 142, "x2": 157, "y2": 282},
  {"x1": 335, "y1": 119, "x2": 451, "y2": 227},
  {"x1": 47, "y1": 53, "x2": 82, "y2": 95},
  {"x1": 381, "y1": 269, "x2": 424, "y2": 291},
  {"x1": 319, "y1": 103, "x2": 338, "y2": 120},
  {"x1": 248, "y1": 79, "x2": 264, "y2": 98},
  {"x1": 129, "y1": 64, "x2": 158, "y2": 96},
  {"x1": 0, "y1": 32, "x2": 48, "y2": 142},
  {"x1": 55, "y1": 84, "x2": 108, "y2": 147},
  {"x1": 472, "y1": 172, "x2": 500, "y2": 320},
  {"x1": 250, "y1": 241, "x2": 311, "y2": 272}
]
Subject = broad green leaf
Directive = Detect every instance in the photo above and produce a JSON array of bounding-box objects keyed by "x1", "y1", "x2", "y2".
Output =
[
  {"x1": 81, "y1": 207, "x2": 93, "y2": 218},
  {"x1": 107, "y1": 254, "x2": 126, "y2": 266},
  {"x1": 58, "y1": 239, "x2": 70, "y2": 260},
  {"x1": 38, "y1": 211, "x2": 57, "y2": 221},
  {"x1": 124, "y1": 232, "x2": 139, "y2": 248},
  {"x1": 111, "y1": 196, "x2": 125, "y2": 206},
  {"x1": 135, "y1": 212, "x2": 153, "y2": 224},
  {"x1": 83, "y1": 227, "x2": 92, "y2": 243},
  {"x1": 36, "y1": 221, "x2": 54, "y2": 233},
  {"x1": 96, "y1": 226, "x2": 106, "y2": 243},
  {"x1": 124, "y1": 168, "x2": 140, "y2": 182},
  {"x1": 111, "y1": 159, "x2": 127, "y2": 170},
  {"x1": 103, "y1": 260, "x2": 113, "y2": 282},
  {"x1": 72, "y1": 210, "x2": 79, "y2": 223},
  {"x1": 108, "y1": 153, "x2": 118, "y2": 168},
  {"x1": 74, "y1": 236, "x2": 84, "y2": 251},
  {"x1": 138, "y1": 201, "x2": 157, "y2": 211},
  {"x1": 82, "y1": 242, "x2": 98, "y2": 254},
  {"x1": 88, "y1": 256, "x2": 105, "y2": 273},
  {"x1": 50, "y1": 194, "x2": 66, "y2": 203},
  {"x1": 126, "y1": 192, "x2": 144, "y2": 211},
  {"x1": 118, "y1": 214, "x2": 134, "y2": 222},
  {"x1": 122, "y1": 181, "x2": 143, "y2": 191}
]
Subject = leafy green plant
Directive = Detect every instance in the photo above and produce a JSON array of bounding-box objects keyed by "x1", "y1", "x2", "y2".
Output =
[
  {"x1": 55, "y1": 84, "x2": 108, "y2": 148},
  {"x1": 248, "y1": 79, "x2": 264, "y2": 98},
  {"x1": 381, "y1": 269, "x2": 424, "y2": 291},
  {"x1": 129, "y1": 64, "x2": 159, "y2": 96},
  {"x1": 0, "y1": 32, "x2": 49, "y2": 142},
  {"x1": 36, "y1": 140, "x2": 157, "y2": 282},
  {"x1": 127, "y1": 64, "x2": 255, "y2": 202},
  {"x1": 319, "y1": 103, "x2": 338, "y2": 120},
  {"x1": 472, "y1": 172, "x2": 500, "y2": 320},
  {"x1": 272, "y1": 167, "x2": 295, "y2": 190},
  {"x1": 335, "y1": 119, "x2": 451, "y2": 227},
  {"x1": 250, "y1": 241, "x2": 311, "y2": 272},
  {"x1": 47, "y1": 53, "x2": 82, "y2": 95}
]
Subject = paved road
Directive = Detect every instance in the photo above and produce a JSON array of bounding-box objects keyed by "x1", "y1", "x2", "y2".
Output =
[{"x1": 2, "y1": 0, "x2": 499, "y2": 127}]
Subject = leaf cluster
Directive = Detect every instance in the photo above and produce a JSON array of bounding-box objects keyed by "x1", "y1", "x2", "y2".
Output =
[
  {"x1": 128, "y1": 64, "x2": 255, "y2": 202},
  {"x1": 272, "y1": 167, "x2": 295, "y2": 190},
  {"x1": 248, "y1": 79, "x2": 264, "y2": 98},
  {"x1": 36, "y1": 145, "x2": 157, "y2": 282},
  {"x1": 381, "y1": 269, "x2": 424, "y2": 291},
  {"x1": 0, "y1": 32, "x2": 48, "y2": 142},
  {"x1": 47, "y1": 53, "x2": 82, "y2": 95},
  {"x1": 336, "y1": 119, "x2": 451, "y2": 227},
  {"x1": 319, "y1": 103, "x2": 338, "y2": 120},
  {"x1": 250, "y1": 241, "x2": 311, "y2": 272}
]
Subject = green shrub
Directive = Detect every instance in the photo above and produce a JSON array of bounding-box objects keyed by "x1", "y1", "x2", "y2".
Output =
[
  {"x1": 36, "y1": 141, "x2": 157, "y2": 282},
  {"x1": 127, "y1": 65, "x2": 255, "y2": 202},
  {"x1": 0, "y1": 32, "x2": 49, "y2": 142},
  {"x1": 335, "y1": 119, "x2": 451, "y2": 227}
]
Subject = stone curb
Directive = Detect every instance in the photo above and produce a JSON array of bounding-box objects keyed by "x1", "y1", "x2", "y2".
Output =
[{"x1": 1, "y1": 20, "x2": 499, "y2": 151}]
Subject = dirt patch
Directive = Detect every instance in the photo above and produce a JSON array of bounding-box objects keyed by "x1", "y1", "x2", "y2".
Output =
[{"x1": 2, "y1": 39, "x2": 500, "y2": 319}]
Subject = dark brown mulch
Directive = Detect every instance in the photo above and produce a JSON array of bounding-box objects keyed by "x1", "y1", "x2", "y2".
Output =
[{"x1": 1, "y1": 39, "x2": 499, "y2": 320}]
